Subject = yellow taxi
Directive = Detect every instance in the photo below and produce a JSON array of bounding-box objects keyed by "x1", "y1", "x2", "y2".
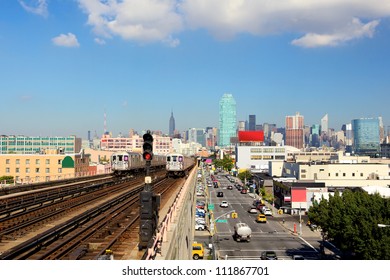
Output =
[
  {"x1": 256, "y1": 214, "x2": 267, "y2": 223},
  {"x1": 192, "y1": 242, "x2": 204, "y2": 260}
]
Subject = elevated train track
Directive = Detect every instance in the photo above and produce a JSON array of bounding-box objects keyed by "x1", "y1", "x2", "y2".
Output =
[{"x1": 0, "y1": 169, "x2": 189, "y2": 260}]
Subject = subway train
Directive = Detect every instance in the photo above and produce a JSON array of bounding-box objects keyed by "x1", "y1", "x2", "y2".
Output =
[
  {"x1": 111, "y1": 151, "x2": 165, "y2": 176},
  {"x1": 166, "y1": 153, "x2": 194, "y2": 178}
]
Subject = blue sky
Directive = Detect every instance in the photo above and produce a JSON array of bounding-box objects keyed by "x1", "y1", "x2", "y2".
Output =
[{"x1": 1, "y1": 0, "x2": 390, "y2": 139}]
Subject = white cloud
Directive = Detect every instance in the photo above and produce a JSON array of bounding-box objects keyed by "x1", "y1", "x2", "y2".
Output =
[
  {"x1": 78, "y1": 0, "x2": 183, "y2": 47},
  {"x1": 52, "y1": 33, "x2": 80, "y2": 48},
  {"x1": 76, "y1": 0, "x2": 390, "y2": 47},
  {"x1": 19, "y1": 0, "x2": 48, "y2": 17},
  {"x1": 291, "y1": 18, "x2": 380, "y2": 48},
  {"x1": 94, "y1": 37, "x2": 106, "y2": 45}
]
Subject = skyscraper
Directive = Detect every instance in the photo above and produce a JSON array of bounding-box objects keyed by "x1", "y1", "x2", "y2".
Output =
[
  {"x1": 169, "y1": 111, "x2": 175, "y2": 137},
  {"x1": 352, "y1": 118, "x2": 380, "y2": 156},
  {"x1": 285, "y1": 112, "x2": 304, "y2": 149},
  {"x1": 321, "y1": 114, "x2": 329, "y2": 135},
  {"x1": 219, "y1": 93, "x2": 237, "y2": 147},
  {"x1": 249, "y1": 115, "x2": 256, "y2": 131}
]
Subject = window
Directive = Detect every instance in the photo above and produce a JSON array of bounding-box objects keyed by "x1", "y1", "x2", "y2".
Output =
[
  {"x1": 301, "y1": 169, "x2": 306, "y2": 173},
  {"x1": 35, "y1": 168, "x2": 40, "y2": 173},
  {"x1": 16, "y1": 159, "x2": 20, "y2": 164},
  {"x1": 343, "y1": 173, "x2": 346, "y2": 177},
  {"x1": 301, "y1": 175, "x2": 306, "y2": 178},
  {"x1": 46, "y1": 159, "x2": 50, "y2": 164},
  {"x1": 360, "y1": 173, "x2": 364, "y2": 177},
  {"x1": 6, "y1": 167, "x2": 10, "y2": 173},
  {"x1": 58, "y1": 168, "x2": 62, "y2": 173},
  {"x1": 36, "y1": 159, "x2": 40, "y2": 164},
  {"x1": 26, "y1": 159, "x2": 30, "y2": 165},
  {"x1": 16, "y1": 168, "x2": 20, "y2": 173},
  {"x1": 319, "y1": 169, "x2": 325, "y2": 172},
  {"x1": 58, "y1": 159, "x2": 62, "y2": 165},
  {"x1": 26, "y1": 168, "x2": 30, "y2": 173},
  {"x1": 46, "y1": 168, "x2": 50, "y2": 173},
  {"x1": 6, "y1": 159, "x2": 10, "y2": 164},
  {"x1": 352, "y1": 173, "x2": 355, "y2": 177},
  {"x1": 335, "y1": 173, "x2": 339, "y2": 177}
]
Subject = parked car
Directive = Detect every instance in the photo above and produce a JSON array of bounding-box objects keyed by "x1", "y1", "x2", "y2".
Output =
[
  {"x1": 220, "y1": 201, "x2": 229, "y2": 208},
  {"x1": 261, "y1": 251, "x2": 278, "y2": 260},
  {"x1": 264, "y1": 209, "x2": 273, "y2": 216},
  {"x1": 195, "y1": 218, "x2": 206, "y2": 225},
  {"x1": 241, "y1": 189, "x2": 248, "y2": 194},
  {"x1": 195, "y1": 223, "x2": 206, "y2": 231}
]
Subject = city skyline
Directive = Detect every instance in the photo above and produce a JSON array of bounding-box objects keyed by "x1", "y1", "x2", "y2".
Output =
[{"x1": 1, "y1": 1, "x2": 390, "y2": 137}]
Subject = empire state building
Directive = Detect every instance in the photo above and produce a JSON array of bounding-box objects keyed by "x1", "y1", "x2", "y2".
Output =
[{"x1": 169, "y1": 111, "x2": 175, "y2": 137}]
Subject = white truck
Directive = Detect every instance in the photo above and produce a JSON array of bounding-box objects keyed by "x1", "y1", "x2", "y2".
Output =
[{"x1": 233, "y1": 223, "x2": 252, "y2": 242}]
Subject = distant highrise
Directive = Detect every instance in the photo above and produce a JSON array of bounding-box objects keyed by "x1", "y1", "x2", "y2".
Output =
[
  {"x1": 285, "y1": 112, "x2": 304, "y2": 149},
  {"x1": 169, "y1": 111, "x2": 175, "y2": 137},
  {"x1": 238, "y1": 121, "x2": 246, "y2": 131},
  {"x1": 219, "y1": 93, "x2": 237, "y2": 147},
  {"x1": 249, "y1": 115, "x2": 256, "y2": 131},
  {"x1": 352, "y1": 118, "x2": 380, "y2": 156},
  {"x1": 321, "y1": 114, "x2": 329, "y2": 135}
]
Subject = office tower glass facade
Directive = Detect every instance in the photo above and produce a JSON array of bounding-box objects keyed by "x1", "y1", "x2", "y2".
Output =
[
  {"x1": 219, "y1": 93, "x2": 237, "y2": 147},
  {"x1": 169, "y1": 111, "x2": 175, "y2": 137},
  {"x1": 352, "y1": 118, "x2": 380, "y2": 156},
  {"x1": 249, "y1": 115, "x2": 256, "y2": 131}
]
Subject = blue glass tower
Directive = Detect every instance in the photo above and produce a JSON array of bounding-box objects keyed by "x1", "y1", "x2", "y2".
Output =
[
  {"x1": 352, "y1": 118, "x2": 380, "y2": 156},
  {"x1": 219, "y1": 93, "x2": 237, "y2": 147}
]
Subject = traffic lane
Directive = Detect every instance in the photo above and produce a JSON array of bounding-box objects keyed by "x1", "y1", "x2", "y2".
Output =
[{"x1": 214, "y1": 233, "x2": 319, "y2": 260}]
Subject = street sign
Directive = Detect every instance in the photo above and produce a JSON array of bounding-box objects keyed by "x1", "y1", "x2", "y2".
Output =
[
  {"x1": 216, "y1": 219, "x2": 227, "y2": 223},
  {"x1": 208, "y1": 204, "x2": 214, "y2": 210}
]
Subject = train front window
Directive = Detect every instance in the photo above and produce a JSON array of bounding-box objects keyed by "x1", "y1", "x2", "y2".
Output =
[
  {"x1": 112, "y1": 156, "x2": 116, "y2": 161},
  {"x1": 172, "y1": 156, "x2": 177, "y2": 162},
  {"x1": 118, "y1": 155, "x2": 123, "y2": 161},
  {"x1": 167, "y1": 156, "x2": 171, "y2": 161}
]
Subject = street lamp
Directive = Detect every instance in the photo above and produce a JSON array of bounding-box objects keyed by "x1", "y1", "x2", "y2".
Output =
[{"x1": 378, "y1": 224, "x2": 390, "y2": 228}]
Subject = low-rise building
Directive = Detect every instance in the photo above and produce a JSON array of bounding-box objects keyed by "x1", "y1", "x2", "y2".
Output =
[{"x1": 0, "y1": 149, "x2": 91, "y2": 184}]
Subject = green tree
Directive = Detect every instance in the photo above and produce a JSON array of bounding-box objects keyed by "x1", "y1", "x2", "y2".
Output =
[
  {"x1": 308, "y1": 189, "x2": 390, "y2": 259},
  {"x1": 213, "y1": 155, "x2": 234, "y2": 171},
  {"x1": 0, "y1": 176, "x2": 14, "y2": 184},
  {"x1": 237, "y1": 170, "x2": 252, "y2": 182}
]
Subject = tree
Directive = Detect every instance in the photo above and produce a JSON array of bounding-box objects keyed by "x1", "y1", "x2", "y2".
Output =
[
  {"x1": 213, "y1": 155, "x2": 234, "y2": 171},
  {"x1": 0, "y1": 176, "x2": 14, "y2": 184},
  {"x1": 237, "y1": 170, "x2": 252, "y2": 182},
  {"x1": 308, "y1": 189, "x2": 390, "y2": 259}
]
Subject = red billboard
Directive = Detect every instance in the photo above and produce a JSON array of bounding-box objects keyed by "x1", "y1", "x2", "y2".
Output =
[{"x1": 238, "y1": 131, "x2": 264, "y2": 142}]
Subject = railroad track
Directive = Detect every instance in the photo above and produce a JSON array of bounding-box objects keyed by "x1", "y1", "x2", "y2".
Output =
[{"x1": 0, "y1": 174, "x2": 185, "y2": 260}]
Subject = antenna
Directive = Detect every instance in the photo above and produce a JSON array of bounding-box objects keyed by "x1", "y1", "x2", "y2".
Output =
[{"x1": 104, "y1": 111, "x2": 106, "y2": 134}]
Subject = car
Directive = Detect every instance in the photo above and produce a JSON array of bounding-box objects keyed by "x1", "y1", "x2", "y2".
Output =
[
  {"x1": 261, "y1": 251, "x2": 278, "y2": 260},
  {"x1": 195, "y1": 223, "x2": 206, "y2": 231},
  {"x1": 217, "y1": 191, "x2": 224, "y2": 197},
  {"x1": 192, "y1": 242, "x2": 204, "y2": 260},
  {"x1": 256, "y1": 214, "x2": 267, "y2": 223},
  {"x1": 241, "y1": 189, "x2": 248, "y2": 194},
  {"x1": 248, "y1": 207, "x2": 258, "y2": 214},
  {"x1": 195, "y1": 218, "x2": 206, "y2": 225},
  {"x1": 195, "y1": 211, "x2": 205, "y2": 218},
  {"x1": 220, "y1": 201, "x2": 229, "y2": 208},
  {"x1": 264, "y1": 209, "x2": 273, "y2": 216},
  {"x1": 227, "y1": 185, "x2": 233, "y2": 190},
  {"x1": 292, "y1": 255, "x2": 306, "y2": 260}
]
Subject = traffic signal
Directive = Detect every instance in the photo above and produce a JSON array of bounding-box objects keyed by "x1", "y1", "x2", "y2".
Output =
[{"x1": 143, "y1": 131, "x2": 153, "y2": 161}]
